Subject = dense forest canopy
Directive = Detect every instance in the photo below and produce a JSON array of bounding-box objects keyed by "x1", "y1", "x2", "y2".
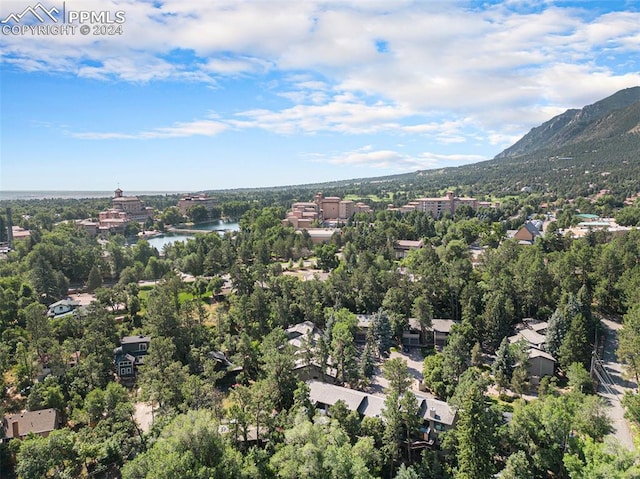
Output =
[
  {"x1": 1, "y1": 90, "x2": 639, "y2": 477},
  {"x1": 1, "y1": 176, "x2": 640, "y2": 478}
]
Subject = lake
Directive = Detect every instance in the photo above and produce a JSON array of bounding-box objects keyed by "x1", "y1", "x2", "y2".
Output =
[{"x1": 143, "y1": 220, "x2": 240, "y2": 251}]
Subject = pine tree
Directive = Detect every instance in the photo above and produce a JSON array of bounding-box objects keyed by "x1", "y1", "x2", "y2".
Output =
[
  {"x1": 372, "y1": 310, "x2": 392, "y2": 357},
  {"x1": 361, "y1": 340, "x2": 376, "y2": 379},
  {"x1": 453, "y1": 381, "x2": 497, "y2": 479},
  {"x1": 558, "y1": 313, "x2": 591, "y2": 370},
  {"x1": 86, "y1": 264, "x2": 103, "y2": 292},
  {"x1": 545, "y1": 307, "x2": 568, "y2": 358},
  {"x1": 492, "y1": 337, "x2": 513, "y2": 392}
]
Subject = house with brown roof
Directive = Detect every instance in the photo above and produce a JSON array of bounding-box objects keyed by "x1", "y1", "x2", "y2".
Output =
[
  {"x1": 2, "y1": 408, "x2": 61, "y2": 442},
  {"x1": 511, "y1": 221, "x2": 543, "y2": 244}
]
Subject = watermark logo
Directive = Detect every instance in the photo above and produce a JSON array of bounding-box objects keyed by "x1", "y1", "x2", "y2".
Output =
[
  {"x1": 1, "y1": 2, "x2": 125, "y2": 36},
  {"x1": 1, "y1": 3, "x2": 60, "y2": 24}
]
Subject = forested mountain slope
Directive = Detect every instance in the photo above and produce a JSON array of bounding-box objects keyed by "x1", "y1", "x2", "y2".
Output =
[
  {"x1": 208, "y1": 88, "x2": 640, "y2": 202},
  {"x1": 496, "y1": 87, "x2": 640, "y2": 159}
]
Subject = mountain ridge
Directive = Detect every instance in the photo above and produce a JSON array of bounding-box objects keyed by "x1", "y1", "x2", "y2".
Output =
[{"x1": 495, "y1": 86, "x2": 640, "y2": 159}]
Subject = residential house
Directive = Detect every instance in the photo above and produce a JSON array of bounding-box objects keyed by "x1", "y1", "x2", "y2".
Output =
[
  {"x1": 428, "y1": 319, "x2": 460, "y2": 349},
  {"x1": 114, "y1": 335, "x2": 150, "y2": 379},
  {"x1": 207, "y1": 350, "x2": 242, "y2": 385},
  {"x1": 308, "y1": 381, "x2": 386, "y2": 419},
  {"x1": 394, "y1": 239, "x2": 424, "y2": 259},
  {"x1": 414, "y1": 391, "x2": 458, "y2": 444},
  {"x1": 402, "y1": 318, "x2": 427, "y2": 347},
  {"x1": 509, "y1": 319, "x2": 556, "y2": 384},
  {"x1": 286, "y1": 321, "x2": 319, "y2": 349},
  {"x1": 286, "y1": 321, "x2": 338, "y2": 384},
  {"x1": 354, "y1": 314, "x2": 373, "y2": 343},
  {"x1": 527, "y1": 348, "x2": 556, "y2": 379},
  {"x1": 522, "y1": 317, "x2": 548, "y2": 335},
  {"x1": 2, "y1": 408, "x2": 61, "y2": 442},
  {"x1": 294, "y1": 360, "x2": 338, "y2": 384},
  {"x1": 307, "y1": 381, "x2": 456, "y2": 445},
  {"x1": 47, "y1": 298, "x2": 80, "y2": 318},
  {"x1": 511, "y1": 221, "x2": 543, "y2": 244},
  {"x1": 508, "y1": 328, "x2": 547, "y2": 351}
]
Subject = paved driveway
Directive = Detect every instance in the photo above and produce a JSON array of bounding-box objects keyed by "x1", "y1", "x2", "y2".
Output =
[
  {"x1": 370, "y1": 347, "x2": 429, "y2": 396},
  {"x1": 599, "y1": 318, "x2": 636, "y2": 450}
]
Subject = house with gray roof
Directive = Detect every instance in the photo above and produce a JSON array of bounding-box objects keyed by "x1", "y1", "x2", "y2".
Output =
[
  {"x1": 47, "y1": 298, "x2": 80, "y2": 318},
  {"x1": 307, "y1": 381, "x2": 457, "y2": 445},
  {"x1": 428, "y1": 319, "x2": 460, "y2": 349},
  {"x1": 114, "y1": 335, "x2": 150, "y2": 380}
]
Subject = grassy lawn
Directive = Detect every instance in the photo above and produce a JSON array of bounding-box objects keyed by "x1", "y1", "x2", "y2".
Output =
[
  {"x1": 138, "y1": 288, "x2": 212, "y2": 303},
  {"x1": 343, "y1": 193, "x2": 394, "y2": 202}
]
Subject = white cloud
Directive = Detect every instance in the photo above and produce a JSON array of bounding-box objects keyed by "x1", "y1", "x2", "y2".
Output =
[
  {"x1": 3, "y1": 1, "x2": 639, "y2": 147},
  {"x1": 313, "y1": 146, "x2": 486, "y2": 171},
  {"x1": 73, "y1": 118, "x2": 227, "y2": 139}
]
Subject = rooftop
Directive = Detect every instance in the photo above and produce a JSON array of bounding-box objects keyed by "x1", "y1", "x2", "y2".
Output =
[
  {"x1": 121, "y1": 335, "x2": 151, "y2": 345},
  {"x1": 3, "y1": 408, "x2": 59, "y2": 439}
]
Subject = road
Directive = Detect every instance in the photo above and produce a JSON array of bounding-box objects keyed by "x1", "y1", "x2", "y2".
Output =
[{"x1": 598, "y1": 318, "x2": 636, "y2": 450}]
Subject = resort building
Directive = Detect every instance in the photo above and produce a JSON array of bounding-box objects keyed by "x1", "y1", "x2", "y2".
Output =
[
  {"x1": 283, "y1": 192, "x2": 371, "y2": 229},
  {"x1": 96, "y1": 188, "x2": 154, "y2": 233},
  {"x1": 391, "y1": 191, "x2": 478, "y2": 218},
  {"x1": 177, "y1": 194, "x2": 217, "y2": 215}
]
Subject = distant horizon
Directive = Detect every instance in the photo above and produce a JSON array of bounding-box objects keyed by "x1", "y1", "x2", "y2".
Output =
[{"x1": 2, "y1": 0, "x2": 638, "y2": 191}]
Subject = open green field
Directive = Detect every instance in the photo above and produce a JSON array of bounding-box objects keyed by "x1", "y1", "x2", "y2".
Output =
[{"x1": 343, "y1": 193, "x2": 394, "y2": 202}]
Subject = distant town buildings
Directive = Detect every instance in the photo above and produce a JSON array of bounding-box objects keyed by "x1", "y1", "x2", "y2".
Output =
[
  {"x1": 283, "y1": 192, "x2": 372, "y2": 229},
  {"x1": 177, "y1": 194, "x2": 217, "y2": 216}
]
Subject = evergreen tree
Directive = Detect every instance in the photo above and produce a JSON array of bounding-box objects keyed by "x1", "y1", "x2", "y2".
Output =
[
  {"x1": 371, "y1": 310, "x2": 392, "y2": 358},
  {"x1": 558, "y1": 313, "x2": 591, "y2": 370},
  {"x1": 545, "y1": 306, "x2": 568, "y2": 359},
  {"x1": 510, "y1": 341, "x2": 531, "y2": 397},
  {"x1": 501, "y1": 451, "x2": 533, "y2": 479},
  {"x1": 452, "y1": 380, "x2": 497, "y2": 479},
  {"x1": 618, "y1": 305, "x2": 640, "y2": 384},
  {"x1": 492, "y1": 337, "x2": 513, "y2": 392},
  {"x1": 360, "y1": 340, "x2": 376, "y2": 380},
  {"x1": 85, "y1": 264, "x2": 103, "y2": 292}
]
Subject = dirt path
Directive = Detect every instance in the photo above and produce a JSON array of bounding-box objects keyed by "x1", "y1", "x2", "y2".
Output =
[
  {"x1": 599, "y1": 318, "x2": 636, "y2": 450},
  {"x1": 133, "y1": 402, "x2": 154, "y2": 433}
]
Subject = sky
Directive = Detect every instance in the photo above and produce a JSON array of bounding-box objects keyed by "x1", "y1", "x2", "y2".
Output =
[{"x1": 1, "y1": 0, "x2": 639, "y2": 192}]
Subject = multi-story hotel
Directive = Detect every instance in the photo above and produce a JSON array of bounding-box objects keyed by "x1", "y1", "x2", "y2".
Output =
[
  {"x1": 283, "y1": 192, "x2": 372, "y2": 229},
  {"x1": 392, "y1": 191, "x2": 480, "y2": 218},
  {"x1": 94, "y1": 188, "x2": 154, "y2": 233},
  {"x1": 177, "y1": 194, "x2": 217, "y2": 215}
]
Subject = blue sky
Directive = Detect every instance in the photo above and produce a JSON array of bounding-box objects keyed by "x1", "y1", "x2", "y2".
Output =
[{"x1": 1, "y1": 0, "x2": 639, "y2": 192}]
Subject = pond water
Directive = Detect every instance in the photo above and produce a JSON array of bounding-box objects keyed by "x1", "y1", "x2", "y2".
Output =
[{"x1": 140, "y1": 220, "x2": 240, "y2": 251}]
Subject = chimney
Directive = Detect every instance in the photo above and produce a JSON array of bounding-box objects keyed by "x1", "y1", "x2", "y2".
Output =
[
  {"x1": 11, "y1": 420, "x2": 19, "y2": 438},
  {"x1": 430, "y1": 407, "x2": 436, "y2": 418}
]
